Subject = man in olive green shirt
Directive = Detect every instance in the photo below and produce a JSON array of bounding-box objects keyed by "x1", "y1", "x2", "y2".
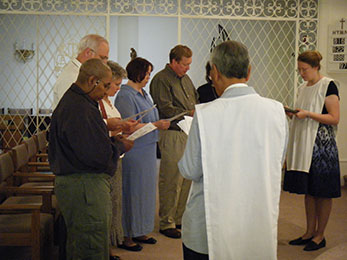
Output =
[{"x1": 150, "y1": 45, "x2": 198, "y2": 239}]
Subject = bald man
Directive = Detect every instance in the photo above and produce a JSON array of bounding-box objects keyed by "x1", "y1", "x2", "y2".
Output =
[{"x1": 49, "y1": 59, "x2": 133, "y2": 260}]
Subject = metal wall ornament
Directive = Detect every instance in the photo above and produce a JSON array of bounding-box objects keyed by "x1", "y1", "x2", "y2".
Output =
[
  {"x1": 299, "y1": 0, "x2": 318, "y2": 18},
  {"x1": 0, "y1": 0, "x2": 108, "y2": 12},
  {"x1": 54, "y1": 41, "x2": 78, "y2": 77},
  {"x1": 181, "y1": 0, "x2": 301, "y2": 17},
  {"x1": 110, "y1": 0, "x2": 178, "y2": 14},
  {"x1": 210, "y1": 24, "x2": 230, "y2": 52},
  {"x1": 0, "y1": 0, "x2": 317, "y2": 18}
]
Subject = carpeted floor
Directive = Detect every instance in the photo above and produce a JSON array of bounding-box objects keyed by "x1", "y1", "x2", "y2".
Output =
[
  {"x1": 111, "y1": 187, "x2": 347, "y2": 260},
  {"x1": 1, "y1": 184, "x2": 346, "y2": 260}
]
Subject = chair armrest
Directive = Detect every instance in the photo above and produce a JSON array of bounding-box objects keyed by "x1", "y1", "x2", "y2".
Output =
[
  {"x1": 36, "y1": 153, "x2": 48, "y2": 158},
  {"x1": 0, "y1": 187, "x2": 53, "y2": 213},
  {"x1": 13, "y1": 172, "x2": 55, "y2": 180},
  {"x1": 0, "y1": 203, "x2": 42, "y2": 214},
  {"x1": 28, "y1": 162, "x2": 50, "y2": 166},
  {"x1": 0, "y1": 186, "x2": 53, "y2": 194}
]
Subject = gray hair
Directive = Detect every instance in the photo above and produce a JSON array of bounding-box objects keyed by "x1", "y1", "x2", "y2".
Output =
[
  {"x1": 210, "y1": 40, "x2": 249, "y2": 79},
  {"x1": 77, "y1": 58, "x2": 111, "y2": 84},
  {"x1": 107, "y1": 60, "x2": 127, "y2": 79},
  {"x1": 77, "y1": 34, "x2": 108, "y2": 54}
]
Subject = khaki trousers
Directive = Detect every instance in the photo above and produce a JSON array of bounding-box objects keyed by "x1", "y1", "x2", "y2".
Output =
[
  {"x1": 158, "y1": 130, "x2": 191, "y2": 230},
  {"x1": 55, "y1": 173, "x2": 112, "y2": 260}
]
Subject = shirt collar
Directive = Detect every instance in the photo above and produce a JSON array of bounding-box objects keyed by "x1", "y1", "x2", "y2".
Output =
[
  {"x1": 72, "y1": 58, "x2": 82, "y2": 68},
  {"x1": 225, "y1": 83, "x2": 248, "y2": 91},
  {"x1": 122, "y1": 84, "x2": 149, "y2": 97},
  {"x1": 70, "y1": 83, "x2": 98, "y2": 107},
  {"x1": 165, "y1": 64, "x2": 182, "y2": 79},
  {"x1": 221, "y1": 84, "x2": 256, "y2": 98}
]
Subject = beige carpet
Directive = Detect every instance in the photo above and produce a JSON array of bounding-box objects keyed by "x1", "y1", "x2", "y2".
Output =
[
  {"x1": 1, "y1": 186, "x2": 346, "y2": 260},
  {"x1": 110, "y1": 187, "x2": 347, "y2": 260}
]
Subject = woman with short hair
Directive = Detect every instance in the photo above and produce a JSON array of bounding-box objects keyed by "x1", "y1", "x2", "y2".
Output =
[{"x1": 115, "y1": 57, "x2": 170, "y2": 251}]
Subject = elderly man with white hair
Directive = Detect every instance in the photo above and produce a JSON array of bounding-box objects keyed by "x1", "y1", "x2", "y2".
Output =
[
  {"x1": 179, "y1": 40, "x2": 288, "y2": 260},
  {"x1": 52, "y1": 34, "x2": 109, "y2": 109}
]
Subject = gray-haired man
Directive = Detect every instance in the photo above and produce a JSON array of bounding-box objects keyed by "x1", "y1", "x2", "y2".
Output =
[
  {"x1": 52, "y1": 34, "x2": 109, "y2": 109},
  {"x1": 179, "y1": 41, "x2": 288, "y2": 260}
]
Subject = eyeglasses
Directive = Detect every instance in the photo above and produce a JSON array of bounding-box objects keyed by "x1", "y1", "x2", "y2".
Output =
[
  {"x1": 90, "y1": 49, "x2": 108, "y2": 62},
  {"x1": 96, "y1": 79, "x2": 111, "y2": 90},
  {"x1": 296, "y1": 67, "x2": 310, "y2": 73}
]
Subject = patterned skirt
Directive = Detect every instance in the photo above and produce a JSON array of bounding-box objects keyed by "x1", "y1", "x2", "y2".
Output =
[
  {"x1": 110, "y1": 158, "x2": 124, "y2": 246},
  {"x1": 283, "y1": 123, "x2": 341, "y2": 198}
]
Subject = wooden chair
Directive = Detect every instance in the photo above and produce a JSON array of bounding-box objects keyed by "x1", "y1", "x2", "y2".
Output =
[
  {"x1": 24, "y1": 136, "x2": 50, "y2": 172},
  {"x1": 38, "y1": 108, "x2": 52, "y2": 115},
  {"x1": 0, "y1": 202, "x2": 53, "y2": 260},
  {"x1": 1, "y1": 151, "x2": 64, "y2": 259},
  {"x1": 35, "y1": 131, "x2": 48, "y2": 156},
  {"x1": 11, "y1": 143, "x2": 54, "y2": 188},
  {"x1": 0, "y1": 151, "x2": 54, "y2": 258},
  {"x1": 0, "y1": 152, "x2": 55, "y2": 214},
  {"x1": 34, "y1": 131, "x2": 50, "y2": 172}
]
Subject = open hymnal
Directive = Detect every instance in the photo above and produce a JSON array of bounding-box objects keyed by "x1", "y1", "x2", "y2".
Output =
[
  {"x1": 126, "y1": 111, "x2": 189, "y2": 141},
  {"x1": 127, "y1": 123, "x2": 157, "y2": 141},
  {"x1": 177, "y1": 116, "x2": 193, "y2": 135}
]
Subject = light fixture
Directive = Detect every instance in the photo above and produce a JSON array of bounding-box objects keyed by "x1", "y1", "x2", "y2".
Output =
[{"x1": 14, "y1": 41, "x2": 35, "y2": 63}]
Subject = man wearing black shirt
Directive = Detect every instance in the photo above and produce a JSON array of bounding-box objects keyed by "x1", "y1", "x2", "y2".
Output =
[{"x1": 49, "y1": 59, "x2": 133, "y2": 260}]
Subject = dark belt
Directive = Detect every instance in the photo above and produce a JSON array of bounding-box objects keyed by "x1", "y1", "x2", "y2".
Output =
[
  {"x1": 168, "y1": 123, "x2": 182, "y2": 131},
  {"x1": 168, "y1": 127, "x2": 182, "y2": 131}
]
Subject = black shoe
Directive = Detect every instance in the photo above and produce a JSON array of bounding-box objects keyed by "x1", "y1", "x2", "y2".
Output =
[
  {"x1": 176, "y1": 224, "x2": 182, "y2": 229},
  {"x1": 118, "y1": 243, "x2": 143, "y2": 251},
  {"x1": 304, "y1": 238, "x2": 326, "y2": 251},
  {"x1": 133, "y1": 237, "x2": 157, "y2": 244},
  {"x1": 289, "y1": 236, "x2": 313, "y2": 245},
  {"x1": 110, "y1": 256, "x2": 121, "y2": 260},
  {"x1": 159, "y1": 228, "x2": 181, "y2": 239}
]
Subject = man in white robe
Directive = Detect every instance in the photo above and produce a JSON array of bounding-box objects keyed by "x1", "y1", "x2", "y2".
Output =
[{"x1": 178, "y1": 40, "x2": 288, "y2": 260}]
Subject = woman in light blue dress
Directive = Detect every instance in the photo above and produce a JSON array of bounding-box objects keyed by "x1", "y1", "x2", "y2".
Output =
[{"x1": 114, "y1": 57, "x2": 170, "y2": 251}]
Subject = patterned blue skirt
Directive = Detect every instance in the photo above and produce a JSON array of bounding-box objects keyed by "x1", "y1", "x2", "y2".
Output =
[{"x1": 284, "y1": 123, "x2": 341, "y2": 198}]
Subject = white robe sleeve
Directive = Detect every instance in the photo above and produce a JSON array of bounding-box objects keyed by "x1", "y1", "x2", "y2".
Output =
[{"x1": 178, "y1": 113, "x2": 202, "y2": 182}]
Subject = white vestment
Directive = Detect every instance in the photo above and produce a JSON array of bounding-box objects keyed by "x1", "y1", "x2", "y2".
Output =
[
  {"x1": 197, "y1": 87, "x2": 287, "y2": 260},
  {"x1": 286, "y1": 77, "x2": 333, "y2": 172}
]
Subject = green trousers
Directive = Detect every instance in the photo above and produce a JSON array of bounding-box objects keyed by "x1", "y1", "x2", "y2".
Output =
[{"x1": 55, "y1": 173, "x2": 112, "y2": 260}]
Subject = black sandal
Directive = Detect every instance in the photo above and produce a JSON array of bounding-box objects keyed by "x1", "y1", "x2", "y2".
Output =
[
  {"x1": 133, "y1": 237, "x2": 157, "y2": 244},
  {"x1": 118, "y1": 243, "x2": 143, "y2": 251}
]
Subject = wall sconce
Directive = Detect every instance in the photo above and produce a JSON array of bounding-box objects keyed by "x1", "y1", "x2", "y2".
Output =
[{"x1": 14, "y1": 41, "x2": 35, "y2": 63}]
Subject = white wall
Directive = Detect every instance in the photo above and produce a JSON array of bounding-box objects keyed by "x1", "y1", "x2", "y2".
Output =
[
  {"x1": 116, "y1": 16, "x2": 139, "y2": 69},
  {"x1": 138, "y1": 16, "x2": 178, "y2": 93},
  {"x1": 107, "y1": 16, "x2": 177, "y2": 105},
  {"x1": 318, "y1": 0, "x2": 347, "y2": 183}
]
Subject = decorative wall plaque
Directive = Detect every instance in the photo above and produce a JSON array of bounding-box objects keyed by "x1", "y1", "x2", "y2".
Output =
[{"x1": 328, "y1": 18, "x2": 347, "y2": 73}]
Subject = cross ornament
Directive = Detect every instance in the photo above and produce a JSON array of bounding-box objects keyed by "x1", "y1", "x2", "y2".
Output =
[{"x1": 340, "y1": 18, "x2": 345, "y2": 29}]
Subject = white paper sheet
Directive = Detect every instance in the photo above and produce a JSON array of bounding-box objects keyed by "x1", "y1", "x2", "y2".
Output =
[
  {"x1": 166, "y1": 111, "x2": 188, "y2": 122},
  {"x1": 120, "y1": 105, "x2": 156, "y2": 122},
  {"x1": 126, "y1": 123, "x2": 157, "y2": 141},
  {"x1": 177, "y1": 116, "x2": 193, "y2": 135}
]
